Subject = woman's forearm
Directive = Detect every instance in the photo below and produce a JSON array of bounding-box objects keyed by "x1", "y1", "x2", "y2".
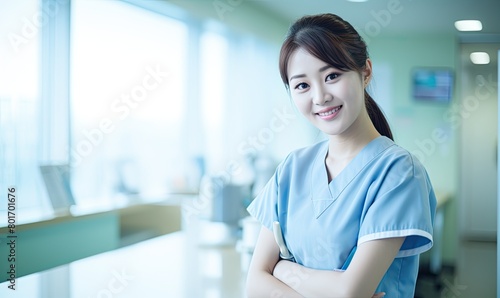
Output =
[
  {"x1": 246, "y1": 268, "x2": 303, "y2": 298},
  {"x1": 273, "y1": 261, "x2": 387, "y2": 298},
  {"x1": 273, "y1": 260, "x2": 349, "y2": 297},
  {"x1": 273, "y1": 238, "x2": 405, "y2": 298},
  {"x1": 246, "y1": 226, "x2": 304, "y2": 297}
]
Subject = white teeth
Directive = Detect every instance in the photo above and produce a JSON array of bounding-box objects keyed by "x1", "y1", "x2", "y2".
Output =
[{"x1": 318, "y1": 106, "x2": 340, "y2": 116}]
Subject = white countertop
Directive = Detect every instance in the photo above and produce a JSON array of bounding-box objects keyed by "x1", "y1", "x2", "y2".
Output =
[{"x1": 0, "y1": 228, "x2": 247, "y2": 298}]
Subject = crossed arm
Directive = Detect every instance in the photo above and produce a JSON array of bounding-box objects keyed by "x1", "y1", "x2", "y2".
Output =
[{"x1": 246, "y1": 226, "x2": 405, "y2": 298}]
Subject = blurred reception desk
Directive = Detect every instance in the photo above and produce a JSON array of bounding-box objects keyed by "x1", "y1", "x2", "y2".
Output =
[
  {"x1": 0, "y1": 199, "x2": 182, "y2": 284},
  {"x1": 0, "y1": 230, "x2": 246, "y2": 298}
]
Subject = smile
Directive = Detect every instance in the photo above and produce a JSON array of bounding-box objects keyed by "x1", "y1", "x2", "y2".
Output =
[{"x1": 316, "y1": 105, "x2": 342, "y2": 119}]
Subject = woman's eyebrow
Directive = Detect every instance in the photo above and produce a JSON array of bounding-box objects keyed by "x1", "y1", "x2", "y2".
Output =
[
  {"x1": 289, "y1": 65, "x2": 333, "y2": 81},
  {"x1": 289, "y1": 73, "x2": 306, "y2": 81},
  {"x1": 319, "y1": 65, "x2": 333, "y2": 72}
]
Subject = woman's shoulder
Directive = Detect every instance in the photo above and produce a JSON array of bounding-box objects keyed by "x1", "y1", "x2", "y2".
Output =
[{"x1": 376, "y1": 137, "x2": 428, "y2": 176}]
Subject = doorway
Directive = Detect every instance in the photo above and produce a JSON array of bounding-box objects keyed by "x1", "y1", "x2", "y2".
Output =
[{"x1": 458, "y1": 42, "x2": 499, "y2": 297}]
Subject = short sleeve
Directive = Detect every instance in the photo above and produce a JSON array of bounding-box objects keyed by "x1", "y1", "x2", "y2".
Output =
[
  {"x1": 246, "y1": 164, "x2": 282, "y2": 232},
  {"x1": 358, "y1": 154, "x2": 437, "y2": 257}
]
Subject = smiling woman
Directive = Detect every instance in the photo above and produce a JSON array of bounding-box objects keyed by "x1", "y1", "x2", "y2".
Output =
[
  {"x1": 246, "y1": 13, "x2": 436, "y2": 298},
  {"x1": 287, "y1": 50, "x2": 368, "y2": 138},
  {"x1": 278, "y1": 15, "x2": 393, "y2": 141}
]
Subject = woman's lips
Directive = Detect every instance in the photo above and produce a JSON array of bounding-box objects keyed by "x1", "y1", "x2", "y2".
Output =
[{"x1": 316, "y1": 105, "x2": 342, "y2": 120}]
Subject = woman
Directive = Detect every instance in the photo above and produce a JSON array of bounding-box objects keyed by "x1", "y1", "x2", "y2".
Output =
[{"x1": 246, "y1": 13, "x2": 436, "y2": 297}]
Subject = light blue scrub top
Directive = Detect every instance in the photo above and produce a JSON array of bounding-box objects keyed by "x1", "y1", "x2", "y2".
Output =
[{"x1": 247, "y1": 136, "x2": 436, "y2": 298}]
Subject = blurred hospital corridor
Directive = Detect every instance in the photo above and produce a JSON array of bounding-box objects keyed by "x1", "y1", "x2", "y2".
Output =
[{"x1": 1, "y1": 0, "x2": 500, "y2": 297}]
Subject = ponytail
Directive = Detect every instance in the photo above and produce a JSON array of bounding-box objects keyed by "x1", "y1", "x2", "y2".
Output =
[{"x1": 365, "y1": 91, "x2": 393, "y2": 141}]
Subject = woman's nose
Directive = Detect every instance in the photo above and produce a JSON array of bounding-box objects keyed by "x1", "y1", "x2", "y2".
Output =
[{"x1": 313, "y1": 86, "x2": 333, "y2": 105}]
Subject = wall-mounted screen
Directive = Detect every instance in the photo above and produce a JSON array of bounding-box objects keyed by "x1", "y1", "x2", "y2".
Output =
[{"x1": 412, "y1": 68, "x2": 454, "y2": 103}]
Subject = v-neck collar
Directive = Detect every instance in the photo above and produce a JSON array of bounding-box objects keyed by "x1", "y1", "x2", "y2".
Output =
[{"x1": 310, "y1": 136, "x2": 394, "y2": 218}]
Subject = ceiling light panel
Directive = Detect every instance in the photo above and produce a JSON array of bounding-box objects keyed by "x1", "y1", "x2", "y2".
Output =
[
  {"x1": 470, "y1": 52, "x2": 490, "y2": 64},
  {"x1": 455, "y1": 20, "x2": 483, "y2": 31}
]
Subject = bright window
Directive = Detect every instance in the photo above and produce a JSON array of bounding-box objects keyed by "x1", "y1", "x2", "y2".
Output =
[
  {"x1": 0, "y1": 0, "x2": 48, "y2": 215},
  {"x1": 70, "y1": 0, "x2": 189, "y2": 205},
  {"x1": 200, "y1": 29, "x2": 228, "y2": 172},
  {"x1": 1, "y1": 0, "x2": 302, "y2": 215}
]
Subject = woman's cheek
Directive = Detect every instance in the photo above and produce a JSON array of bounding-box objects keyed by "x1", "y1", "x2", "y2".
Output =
[{"x1": 295, "y1": 100, "x2": 310, "y2": 117}]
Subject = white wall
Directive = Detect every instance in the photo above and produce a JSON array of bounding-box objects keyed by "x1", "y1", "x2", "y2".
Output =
[{"x1": 459, "y1": 44, "x2": 498, "y2": 239}]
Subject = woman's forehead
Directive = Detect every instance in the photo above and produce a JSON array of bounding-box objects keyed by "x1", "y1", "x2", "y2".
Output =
[{"x1": 287, "y1": 49, "x2": 345, "y2": 78}]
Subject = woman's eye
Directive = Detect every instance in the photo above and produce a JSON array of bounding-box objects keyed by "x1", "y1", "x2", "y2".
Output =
[
  {"x1": 326, "y1": 73, "x2": 340, "y2": 81},
  {"x1": 295, "y1": 82, "x2": 309, "y2": 90}
]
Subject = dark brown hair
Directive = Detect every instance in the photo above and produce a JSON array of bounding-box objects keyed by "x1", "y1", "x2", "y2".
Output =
[{"x1": 279, "y1": 13, "x2": 393, "y2": 141}]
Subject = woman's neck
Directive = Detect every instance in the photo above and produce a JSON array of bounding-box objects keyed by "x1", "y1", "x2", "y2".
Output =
[
  {"x1": 325, "y1": 113, "x2": 380, "y2": 180},
  {"x1": 327, "y1": 112, "x2": 380, "y2": 159}
]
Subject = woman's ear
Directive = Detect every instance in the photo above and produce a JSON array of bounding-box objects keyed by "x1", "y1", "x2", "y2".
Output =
[{"x1": 363, "y1": 59, "x2": 373, "y2": 87}]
